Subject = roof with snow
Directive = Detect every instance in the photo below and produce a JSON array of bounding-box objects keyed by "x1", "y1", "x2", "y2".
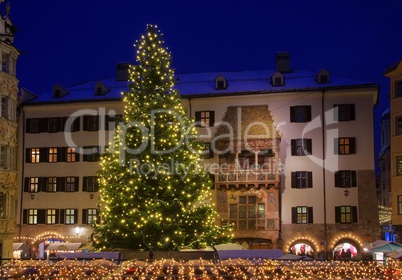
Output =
[{"x1": 23, "y1": 69, "x2": 377, "y2": 105}]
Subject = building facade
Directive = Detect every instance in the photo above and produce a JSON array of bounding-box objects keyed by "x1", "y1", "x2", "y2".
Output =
[
  {"x1": 377, "y1": 107, "x2": 394, "y2": 240},
  {"x1": 18, "y1": 54, "x2": 380, "y2": 259},
  {"x1": 385, "y1": 58, "x2": 402, "y2": 236},
  {"x1": 0, "y1": 3, "x2": 19, "y2": 261}
]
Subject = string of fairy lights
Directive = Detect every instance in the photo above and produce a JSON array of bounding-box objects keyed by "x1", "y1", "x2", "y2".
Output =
[
  {"x1": 14, "y1": 232, "x2": 81, "y2": 244},
  {"x1": 286, "y1": 236, "x2": 319, "y2": 252},
  {"x1": 330, "y1": 234, "x2": 363, "y2": 249},
  {"x1": 2, "y1": 258, "x2": 399, "y2": 279}
]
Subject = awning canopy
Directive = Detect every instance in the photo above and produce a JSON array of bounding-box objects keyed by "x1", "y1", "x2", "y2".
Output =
[
  {"x1": 46, "y1": 243, "x2": 82, "y2": 251},
  {"x1": 369, "y1": 241, "x2": 402, "y2": 253}
]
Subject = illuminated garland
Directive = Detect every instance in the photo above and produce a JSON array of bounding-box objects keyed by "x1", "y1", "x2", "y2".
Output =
[
  {"x1": 14, "y1": 232, "x2": 80, "y2": 243},
  {"x1": 286, "y1": 236, "x2": 319, "y2": 252},
  {"x1": 330, "y1": 234, "x2": 363, "y2": 249}
]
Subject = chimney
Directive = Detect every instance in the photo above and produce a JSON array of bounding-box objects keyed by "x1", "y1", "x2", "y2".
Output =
[
  {"x1": 275, "y1": 52, "x2": 291, "y2": 73},
  {"x1": 116, "y1": 62, "x2": 130, "y2": 81}
]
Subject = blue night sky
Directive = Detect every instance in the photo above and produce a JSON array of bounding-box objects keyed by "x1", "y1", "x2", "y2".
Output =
[{"x1": 7, "y1": 0, "x2": 402, "y2": 162}]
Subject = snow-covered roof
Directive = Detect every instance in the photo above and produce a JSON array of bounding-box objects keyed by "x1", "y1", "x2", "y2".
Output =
[
  {"x1": 13, "y1": 243, "x2": 29, "y2": 250},
  {"x1": 24, "y1": 69, "x2": 376, "y2": 105},
  {"x1": 217, "y1": 249, "x2": 284, "y2": 260},
  {"x1": 45, "y1": 242, "x2": 82, "y2": 251}
]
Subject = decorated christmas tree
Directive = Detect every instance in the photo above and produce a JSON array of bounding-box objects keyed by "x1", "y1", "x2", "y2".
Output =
[{"x1": 93, "y1": 24, "x2": 232, "y2": 251}]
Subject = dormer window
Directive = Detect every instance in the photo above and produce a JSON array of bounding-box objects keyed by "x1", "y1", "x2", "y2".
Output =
[
  {"x1": 215, "y1": 75, "x2": 228, "y2": 90},
  {"x1": 94, "y1": 82, "x2": 110, "y2": 96},
  {"x1": 53, "y1": 84, "x2": 69, "y2": 98},
  {"x1": 315, "y1": 69, "x2": 330, "y2": 84},
  {"x1": 271, "y1": 72, "x2": 284, "y2": 87}
]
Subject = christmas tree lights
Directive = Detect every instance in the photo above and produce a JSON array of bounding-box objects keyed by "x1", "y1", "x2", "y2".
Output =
[{"x1": 92, "y1": 24, "x2": 232, "y2": 250}]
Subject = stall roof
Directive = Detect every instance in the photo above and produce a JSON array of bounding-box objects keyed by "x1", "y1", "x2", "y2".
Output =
[
  {"x1": 13, "y1": 243, "x2": 29, "y2": 250},
  {"x1": 46, "y1": 243, "x2": 82, "y2": 251},
  {"x1": 56, "y1": 252, "x2": 121, "y2": 260},
  {"x1": 214, "y1": 243, "x2": 245, "y2": 251}
]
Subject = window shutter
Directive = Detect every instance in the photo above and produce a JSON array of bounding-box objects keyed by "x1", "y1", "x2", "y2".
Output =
[
  {"x1": 208, "y1": 173, "x2": 215, "y2": 189},
  {"x1": 59, "y1": 147, "x2": 66, "y2": 162},
  {"x1": 308, "y1": 207, "x2": 314, "y2": 223},
  {"x1": 24, "y1": 178, "x2": 29, "y2": 192},
  {"x1": 291, "y1": 139, "x2": 296, "y2": 156},
  {"x1": 25, "y1": 148, "x2": 31, "y2": 163},
  {"x1": 351, "y1": 171, "x2": 357, "y2": 187},
  {"x1": 209, "y1": 111, "x2": 215, "y2": 127},
  {"x1": 290, "y1": 107, "x2": 296, "y2": 122},
  {"x1": 82, "y1": 209, "x2": 88, "y2": 224},
  {"x1": 291, "y1": 207, "x2": 297, "y2": 224},
  {"x1": 62, "y1": 117, "x2": 68, "y2": 131},
  {"x1": 58, "y1": 177, "x2": 66, "y2": 192},
  {"x1": 195, "y1": 112, "x2": 201, "y2": 126},
  {"x1": 95, "y1": 116, "x2": 100, "y2": 130},
  {"x1": 23, "y1": 209, "x2": 28, "y2": 224},
  {"x1": 83, "y1": 147, "x2": 88, "y2": 161},
  {"x1": 83, "y1": 177, "x2": 87, "y2": 192},
  {"x1": 306, "y1": 139, "x2": 312, "y2": 155},
  {"x1": 96, "y1": 211, "x2": 101, "y2": 224},
  {"x1": 75, "y1": 177, "x2": 80, "y2": 192},
  {"x1": 334, "y1": 138, "x2": 339, "y2": 154},
  {"x1": 349, "y1": 137, "x2": 356, "y2": 154},
  {"x1": 26, "y1": 119, "x2": 31, "y2": 133},
  {"x1": 64, "y1": 116, "x2": 80, "y2": 132},
  {"x1": 334, "y1": 171, "x2": 341, "y2": 188},
  {"x1": 95, "y1": 178, "x2": 100, "y2": 192},
  {"x1": 105, "y1": 115, "x2": 110, "y2": 130},
  {"x1": 350, "y1": 104, "x2": 355, "y2": 120},
  {"x1": 55, "y1": 209, "x2": 60, "y2": 224},
  {"x1": 291, "y1": 172, "x2": 297, "y2": 188},
  {"x1": 83, "y1": 116, "x2": 88, "y2": 131},
  {"x1": 352, "y1": 206, "x2": 358, "y2": 223},
  {"x1": 307, "y1": 172, "x2": 313, "y2": 188},
  {"x1": 75, "y1": 147, "x2": 80, "y2": 162},
  {"x1": 38, "y1": 209, "x2": 46, "y2": 224},
  {"x1": 74, "y1": 209, "x2": 78, "y2": 224},
  {"x1": 306, "y1": 106, "x2": 312, "y2": 122},
  {"x1": 333, "y1": 105, "x2": 339, "y2": 121},
  {"x1": 57, "y1": 117, "x2": 63, "y2": 132},
  {"x1": 209, "y1": 173, "x2": 215, "y2": 183},
  {"x1": 335, "y1": 206, "x2": 341, "y2": 223},
  {"x1": 73, "y1": 117, "x2": 80, "y2": 131},
  {"x1": 39, "y1": 118, "x2": 48, "y2": 133},
  {"x1": 60, "y1": 209, "x2": 65, "y2": 224},
  {"x1": 38, "y1": 177, "x2": 45, "y2": 192},
  {"x1": 39, "y1": 148, "x2": 48, "y2": 163}
]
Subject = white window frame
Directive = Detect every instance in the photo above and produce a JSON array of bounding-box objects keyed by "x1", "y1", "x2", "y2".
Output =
[
  {"x1": 65, "y1": 209, "x2": 75, "y2": 224},
  {"x1": 46, "y1": 209, "x2": 57, "y2": 224}
]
